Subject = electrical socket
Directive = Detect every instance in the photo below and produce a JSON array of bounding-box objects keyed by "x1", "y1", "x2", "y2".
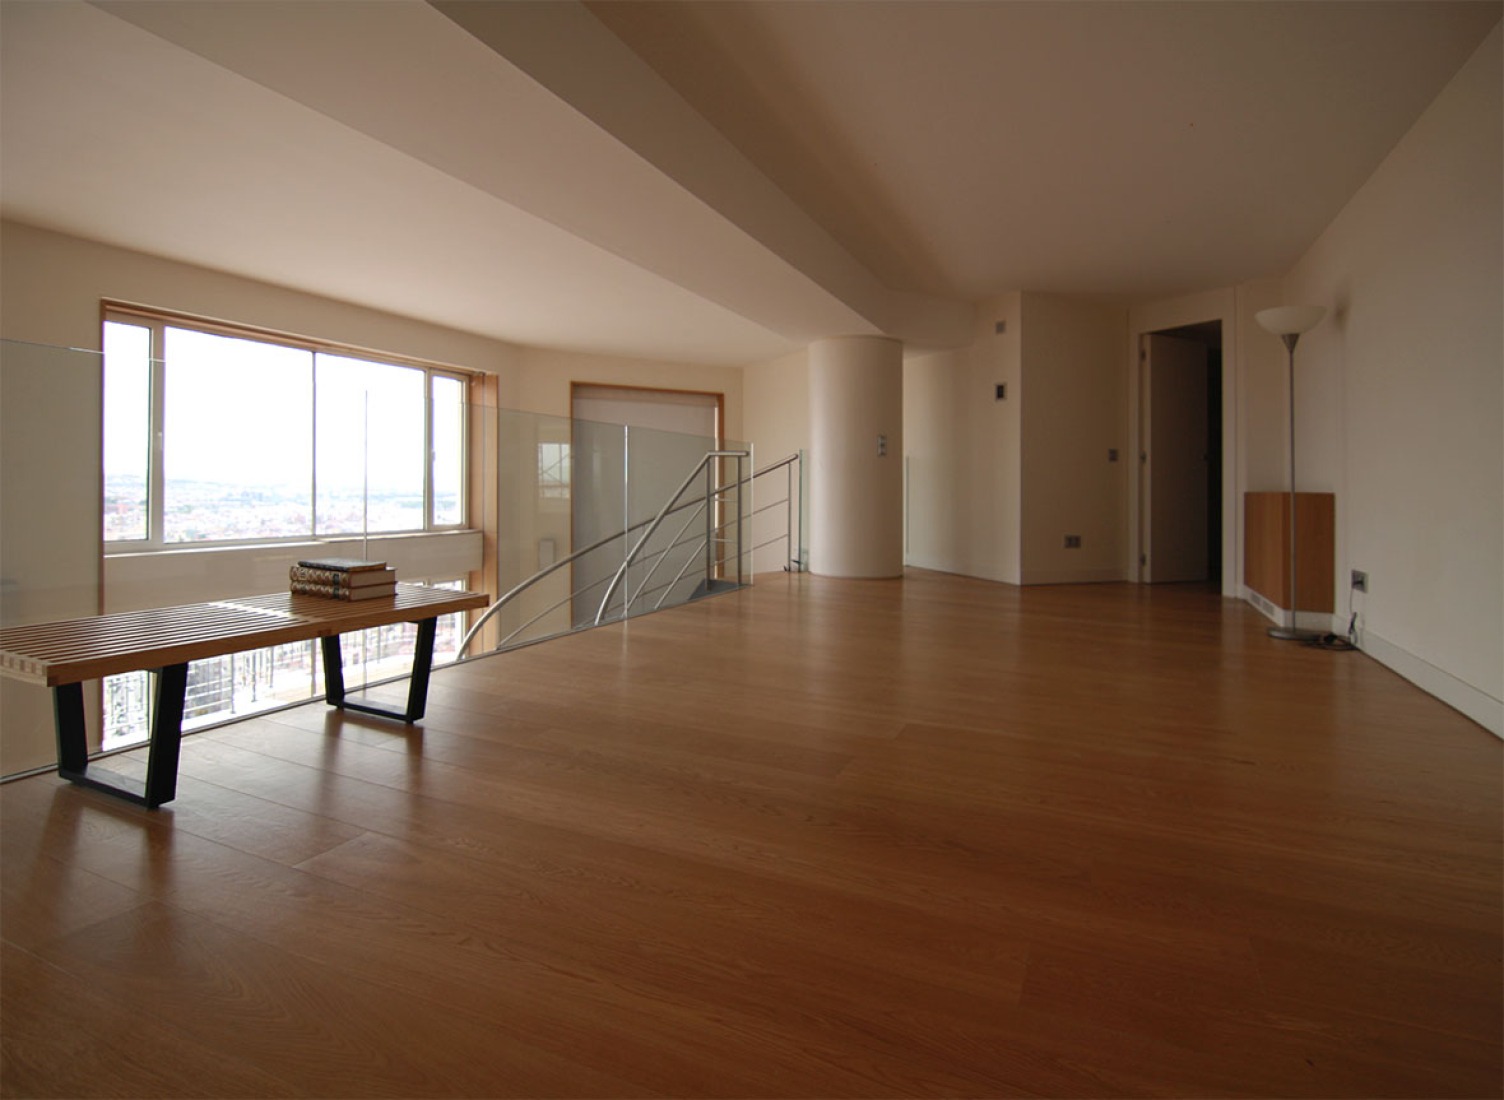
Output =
[
  {"x1": 1351, "y1": 569, "x2": 1368, "y2": 592},
  {"x1": 1064, "y1": 535, "x2": 1082, "y2": 549}
]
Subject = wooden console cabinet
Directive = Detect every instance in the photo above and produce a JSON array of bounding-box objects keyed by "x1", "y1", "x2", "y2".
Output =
[{"x1": 1244, "y1": 492, "x2": 1334, "y2": 613}]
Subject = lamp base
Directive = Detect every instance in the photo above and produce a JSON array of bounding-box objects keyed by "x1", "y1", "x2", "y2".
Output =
[{"x1": 1267, "y1": 625, "x2": 1326, "y2": 642}]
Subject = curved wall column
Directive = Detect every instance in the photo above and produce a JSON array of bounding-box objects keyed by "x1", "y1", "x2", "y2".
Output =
[{"x1": 808, "y1": 335, "x2": 904, "y2": 578}]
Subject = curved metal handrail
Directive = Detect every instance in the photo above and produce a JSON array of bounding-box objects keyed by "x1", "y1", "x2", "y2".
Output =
[
  {"x1": 594, "y1": 450, "x2": 747, "y2": 625},
  {"x1": 625, "y1": 499, "x2": 708, "y2": 617},
  {"x1": 457, "y1": 451, "x2": 799, "y2": 658}
]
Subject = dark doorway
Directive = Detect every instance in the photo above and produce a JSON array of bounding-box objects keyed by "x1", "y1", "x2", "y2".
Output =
[{"x1": 1150, "y1": 321, "x2": 1223, "y2": 588}]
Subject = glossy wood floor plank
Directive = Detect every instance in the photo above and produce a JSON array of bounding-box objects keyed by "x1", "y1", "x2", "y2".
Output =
[
  {"x1": 0, "y1": 939, "x2": 303, "y2": 1099},
  {"x1": 2, "y1": 572, "x2": 1499, "y2": 1098},
  {"x1": 24, "y1": 902, "x2": 647, "y2": 1099}
]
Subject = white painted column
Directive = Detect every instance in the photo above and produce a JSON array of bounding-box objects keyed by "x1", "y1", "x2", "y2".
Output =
[{"x1": 808, "y1": 335, "x2": 904, "y2": 578}]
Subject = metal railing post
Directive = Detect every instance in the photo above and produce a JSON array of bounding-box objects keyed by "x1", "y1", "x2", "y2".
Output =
[
  {"x1": 797, "y1": 449, "x2": 805, "y2": 572},
  {"x1": 737, "y1": 453, "x2": 745, "y2": 586},
  {"x1": 704, "y1": 460, "x2": 715, "y2": 588},
  {"x1": 785, "y1": 459, "x2": 794, "y2": 572},
  {"x1": 620, "y1": 423, "x2": 630, "y2": 622}
]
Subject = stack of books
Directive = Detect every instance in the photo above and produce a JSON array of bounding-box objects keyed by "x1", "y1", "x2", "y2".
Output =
[{"x1": 289, "y1": 558, "x2": 398, "y2": 601}]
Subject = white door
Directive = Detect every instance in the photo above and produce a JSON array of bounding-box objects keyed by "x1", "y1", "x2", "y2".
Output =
[{"x1": 1141, "y1": 334, "x2": 1209, "y2": 583}]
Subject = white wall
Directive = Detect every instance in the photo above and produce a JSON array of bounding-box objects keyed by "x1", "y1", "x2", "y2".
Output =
[
  {"x1": 742, "y1": 348, "x2": 810, "y2": 574},
  {"x1": 1019, "y1": 293, "x2": 1127, "y2": 584},
  {"x1": 904, "y1": 293, "x2": 1022, "y2": 582},
  {"x1": 513, "y1": 346, "x2": 743, "y2": 439},
  {"x1": 1281, "y1": 24, "x2": 1502, "y2": 735},
  {"x1": 0, "y1": 221, "x2": 522, "y2": 373},
  {"x1": 808, "y1": 336, "x2": 903, "y2": 578},
  {"x1": 905, "y1": 292, "x2": 1127, "y2": 586},
  {"x1": 1232, "y1": 280, "x2": 1290, "y2": 497}
]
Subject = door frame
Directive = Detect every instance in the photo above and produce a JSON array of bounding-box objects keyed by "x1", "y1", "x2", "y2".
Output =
[{"x1": 1127, "y1": 303, "x2": 1238, "y2": 596}]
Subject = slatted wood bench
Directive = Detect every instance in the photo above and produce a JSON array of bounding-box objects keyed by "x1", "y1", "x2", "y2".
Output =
[{"x1": 0, "y1": 584, "x2": 489, "y2": 809}]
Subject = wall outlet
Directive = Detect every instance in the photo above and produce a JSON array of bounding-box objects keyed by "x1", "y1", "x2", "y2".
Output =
[
  {"x1": 1351, "y1": 569, "x2": 1368, "y2": 592},
  {"x1": 1064, "y1": 535, "x2": 1082, "y2": 549},
  {"x1": 995, "y1": 383, "x2": 1007, "y2": 400}
]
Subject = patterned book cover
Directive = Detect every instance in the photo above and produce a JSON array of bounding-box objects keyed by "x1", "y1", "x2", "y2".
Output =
[
  {"x1": 294, "y1": 557, "x2": 388, "y2": 573},
  {"x1": 289, "y1": 565, "x2": 397, "y2": 588},
  {"x1": 289, "y1": 581, "x2": 398, "y2": 601}
]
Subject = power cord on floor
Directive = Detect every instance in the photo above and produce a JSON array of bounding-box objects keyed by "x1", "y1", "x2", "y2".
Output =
[
  {"x1": 1305, "y1": 631, "x2": 1357, "y2": 651},
  {"x1": 1304, "y1": 610, "x2": 1359, "y2": 651}
]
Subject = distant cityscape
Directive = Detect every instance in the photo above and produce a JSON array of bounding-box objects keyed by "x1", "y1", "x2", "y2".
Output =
[{"x1": 104, "y1": 474, "x2": 459, "y2": 542}]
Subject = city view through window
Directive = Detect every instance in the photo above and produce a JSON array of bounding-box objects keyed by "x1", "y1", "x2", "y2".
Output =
[{"x1": 103, "y1": 322, "x2": 466, "y2": 544}]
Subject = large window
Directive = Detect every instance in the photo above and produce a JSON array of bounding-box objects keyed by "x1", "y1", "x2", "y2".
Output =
[
  {"x1": 103, "y1": 312, "x2": 470, "y2": 546},
  {"x1": 102, "y1": 322, "x2": 152, "y2": 541},
  {"x1": 99, "y1": 309, "x2": 477, "y2": 751}
]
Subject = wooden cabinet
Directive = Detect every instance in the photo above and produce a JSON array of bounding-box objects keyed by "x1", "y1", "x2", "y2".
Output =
[{"x1": 1244, "y1": 492, "x2": 1334, "y2": 613}]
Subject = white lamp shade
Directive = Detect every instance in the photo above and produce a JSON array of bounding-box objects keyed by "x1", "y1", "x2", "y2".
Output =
[{"x1": 1256, "y1": 305, "x2": 1327, "y2": 336}]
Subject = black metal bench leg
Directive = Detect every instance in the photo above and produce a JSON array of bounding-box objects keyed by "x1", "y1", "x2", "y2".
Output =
[
  {"x1": 54, "y1": 682, "x2": 89, "y2": 775},
  {"x1": 320, "y1": 634, "x2": 346, "y2": 709},
  {"x1": 53, "y1": 662, "x2": 188, "y2": 809},
  {"x1": 321, "y1": 616, "x2": 438, "y2": 723},
  {"x1": 403, "y1": 617, "x2": 437, "y2": 720},
  {"x1": 143, "y1": 663, "x2": 187, "y2": 807}
]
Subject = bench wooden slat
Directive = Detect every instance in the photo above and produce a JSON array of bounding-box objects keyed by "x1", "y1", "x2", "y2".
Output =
[{"x1": 0, "y1": 585, "x2": 489, "y2": 687}]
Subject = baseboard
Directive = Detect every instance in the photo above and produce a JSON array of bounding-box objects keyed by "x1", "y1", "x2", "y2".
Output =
[
  {"x1": 1239, "y1": 588, "x2": 1501, "y2": 737},
  {"x1": 1019, "y1": 567, "x2": 1128, "y2": 586},
  {"x1": 1357, "y1": 628, "x2": 1503, "y2": 739},
  {"x1": 1241, "y1": 585, "x2": 1290, "y2": 629}
]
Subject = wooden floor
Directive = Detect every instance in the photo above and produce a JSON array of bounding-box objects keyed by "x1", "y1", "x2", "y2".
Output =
[{"x1": 2, "y1": 571, "x2": 1500, "y2": 1098}]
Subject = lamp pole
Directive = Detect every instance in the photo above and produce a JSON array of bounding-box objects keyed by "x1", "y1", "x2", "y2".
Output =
[
  {"x1": 1255, "y1": 305, "x2": 1326, "y2": 642},
  {"x1": 1271, "y1": 332, "x2": 1306, "y2": 640}
]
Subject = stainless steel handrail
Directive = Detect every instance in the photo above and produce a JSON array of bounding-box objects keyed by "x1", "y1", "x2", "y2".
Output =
[
  {"x1": 626, "y1": 500, "x2": 708, "y2": 617},
  {"x1": 457, "y1": 450, "x2": 801, "y2": 658},
  {"x1": 595, "y1": 451, "x2": 747, "y2": 625}
]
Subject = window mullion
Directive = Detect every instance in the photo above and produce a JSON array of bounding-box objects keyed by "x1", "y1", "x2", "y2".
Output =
[
  {"x1": 311, "y1": 354, "x2": 320, "y2": 538},
  {"x1": 454, "y1": 376, "x2": 467, "y2": 529},
  {"x1": 148, "y1": 320, "x2": 167, "y2": 549},
  {"x1": 424, "y1": 369, "x2": 435, "y2": 530}
]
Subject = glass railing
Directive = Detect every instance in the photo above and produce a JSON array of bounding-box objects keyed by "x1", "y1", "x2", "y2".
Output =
[
  {"x1": 462, "y1": 408, "x2": 753, "y2": 655},
  {"x1": 0, "y1": 337, "x2": 765, "y2": 779}
]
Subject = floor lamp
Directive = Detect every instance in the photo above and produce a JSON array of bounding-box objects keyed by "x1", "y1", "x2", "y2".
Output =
[{"x1": 1256, "y1": 304, "x2": 1327, "y2": 641}]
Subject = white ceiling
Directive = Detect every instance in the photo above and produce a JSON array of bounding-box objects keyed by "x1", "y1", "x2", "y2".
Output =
[{"x1": 2, "y1": 0, "x2": 1498, "y2": 365}]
